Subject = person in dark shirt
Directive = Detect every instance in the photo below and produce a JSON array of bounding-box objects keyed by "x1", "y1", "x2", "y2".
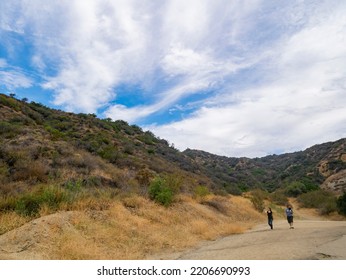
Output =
[{"x1": 266, "y1": 207, "x2": 273, "y2": 230}]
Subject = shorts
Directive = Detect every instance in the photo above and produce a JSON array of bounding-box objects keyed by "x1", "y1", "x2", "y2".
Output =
[{"x1": 287, "y1": 216, "x2": 293, "y2": 223}]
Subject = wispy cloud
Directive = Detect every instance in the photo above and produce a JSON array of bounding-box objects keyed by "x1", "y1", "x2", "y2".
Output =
[
  {"x1": 0, "y1": 59, "x2": 33, "y2": 90},
  {"x1": 1, "y1": 0, "x2": 345, "y2": 157},
  {"x1": 1, "y1": 0, "x2": 263, "y2": 113},
  {"x1": 149, "y1": 0, "x2": 346, "y2": 157}
]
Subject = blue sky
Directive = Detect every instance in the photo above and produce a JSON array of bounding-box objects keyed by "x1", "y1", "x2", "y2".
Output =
[{"x1": 1, "y1": 0, "x2": 346, "y2": 158}]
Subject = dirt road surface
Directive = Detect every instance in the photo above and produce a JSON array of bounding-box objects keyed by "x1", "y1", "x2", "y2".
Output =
[{"x1": 151, "y1": 219, "x2": 346, "y2": 260}]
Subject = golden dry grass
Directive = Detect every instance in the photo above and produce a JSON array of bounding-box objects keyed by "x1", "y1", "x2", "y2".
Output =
[
  {"x1": 0, "y1": 212, "x2": 30, "y2": 235},
  {"x1": 48, "y1": 194, "x2": 264, "y2": 259},
  {"x1": 0, "y1": 193, "x2": 265, "y2": 260}
]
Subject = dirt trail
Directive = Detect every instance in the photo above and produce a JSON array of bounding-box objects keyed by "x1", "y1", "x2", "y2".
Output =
[{"x1": 150, "y1": 219, "x2": 346, "y2": 260}]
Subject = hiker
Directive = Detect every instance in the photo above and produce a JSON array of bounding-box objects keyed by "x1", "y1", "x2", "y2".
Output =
[
  {"x1": 266, "y1": 207, "x2": 273, "y2": 229},
  {"x1": 285, "y1": 205, "x2": 294, "y2": 229}
]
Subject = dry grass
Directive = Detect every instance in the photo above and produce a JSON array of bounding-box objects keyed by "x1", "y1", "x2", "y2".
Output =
[
  {"x1": 0, "y1": 194, "x2": 265, "y2": 259},
  {"x1": 48, "y1": 194, "x2": 264, "y2": 259},
  {"x1": 0, "y1": 212, "x2": 30, "y2": 235}
]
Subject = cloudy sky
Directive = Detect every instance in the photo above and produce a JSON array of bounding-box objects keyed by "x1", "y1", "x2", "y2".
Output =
[{"x1": 1, "y1": 0, "x2": 346, "y2": 158}]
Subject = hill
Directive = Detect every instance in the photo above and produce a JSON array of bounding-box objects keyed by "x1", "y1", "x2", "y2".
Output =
[
  {"x1": 1, "y1": 93, "x2": 346, "y2": 216},
  {"x1": 0, "y1": 93, "x2": 214, "y2": 197},
  {"x1": 1, "y1": 93, "x2": 345, "y2": 199},
  {"x1": 184, "y1": 139, "x2": 346, "y2": 195}
]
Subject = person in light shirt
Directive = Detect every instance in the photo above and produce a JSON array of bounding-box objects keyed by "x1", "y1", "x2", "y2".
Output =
[{"x1": 285, "y1": 205, "x2": 294, "y2": 229}]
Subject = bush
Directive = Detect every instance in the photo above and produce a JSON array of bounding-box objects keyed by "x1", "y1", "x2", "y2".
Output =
[
  {"x1": 250, "y1": 196, "x2": 265, "y2": 212},
  {"x1": 15, "y1": 194, "x2": 41, "y2": 216},
  {"x1": 194, "y1": 185, "x2": 210, "y2": 198},
  {"x1": 298, "y1": 189, "x2": 337, "y2": 215},
  {"x1": 136, "y1": 168, "x2": 154, "y2": 187},
  {"x1": 13, "y1": 186, "x2": 69, "y2": 217},
  {"x1": 224, "y1": 184, "x2": 242, "y2": 196},
  {"x1": 0, "y1": 121, "x2": 21, "y2": 138},
  {"x1": 12, "y1": 160, "x2": 49, "y2": 183},
  {"x1": 270, "y1": 189, "x2": 289, "y2": 206},
  {"x1": 40, "y1": 186, "x2": 68, "y2": 210},
  {"x1": 250, "y1": 189, "x2": 266, "y2": 212},
  {"x1": 285, "y1": 179, "x2": 319, "y2": 197},
  {"x1": 98, "y1": 146, "x2": 119, "y2": 163},
  {"x1": 148, "y1": 176, "x2": 174, "y2": 207},
  {"x1": 64, "y1": 179, "x2": 83, "y2": 192},
  {"x1": 337, "y1": 192, "x2": 346, "y2": 216},
  {"x1": 285, "y1": 181, "x2": 305, "y2": 197}
]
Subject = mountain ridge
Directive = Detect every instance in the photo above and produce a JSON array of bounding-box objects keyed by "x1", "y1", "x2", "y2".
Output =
[{"x1": 1, "y1": 93, "x2": 345, "y2": 196}]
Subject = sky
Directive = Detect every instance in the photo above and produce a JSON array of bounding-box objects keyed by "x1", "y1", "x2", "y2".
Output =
[{"x1": 1, "y1": 0, "x2": 346, "y2": 158}]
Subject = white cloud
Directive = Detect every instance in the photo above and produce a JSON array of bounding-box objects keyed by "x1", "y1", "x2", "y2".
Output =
[
  {"x1": 1, "y1": 0, "x2": 264, "y2": 114},
  {"x1": 0, "y1": 59, "x2": 33, "y2": 90},
  {"x1": 149, "y1": 1, "x2": 346, "y2": 157},
  {"x1": 1, "y1": 0, "x2": 345, "y2": 157}
]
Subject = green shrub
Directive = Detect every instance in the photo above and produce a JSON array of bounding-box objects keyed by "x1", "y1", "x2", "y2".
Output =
[
  {"x1": 0, "y1": 121, "x2": 21, "y2": 138},
  {"x1": 285, "y1": 179, "x2": 319, "y2": 197},
  {"x1": 224, "y1": 184, "x2": 242, "y2": 196},
  {"x1": 12, "y1": 186, "x2": 70, "y2": 217},
  {"x1": 298, "y1": 189, "x2": 337, "y2": 215},
  {"x1": 15, "y1": 194, "x2": 41, "y2": 216},
  {"x1": 319, "y1": 199, "x2": 338, "y2": 215},
  {"x1": 98, "y1": 146, "x2": 119, "y2": 163},
  {"x1": 12, "y1": 186, "x2": 68, "y2": 216},
  {"x1": 64, "y1": 179, "x2": 83, "y2": 192},
  {"x1": 0, "y1": 95, "x2": 20, "y2": 110},
  {"x1": 148, "y1": 176, "x2": 174, "y2": 207},
  {"x1": 40, "y1": 187, "x2": 68, "y2": 210},
  {"x1": 285, "y1": 181, "x2": 305, "y2": 197},
  {"x1": 194, "y1": 185, "x2": 210, "y2": 198},
  {"x1": 44, "y1": 125, "x2": 65, "y2": 140}
]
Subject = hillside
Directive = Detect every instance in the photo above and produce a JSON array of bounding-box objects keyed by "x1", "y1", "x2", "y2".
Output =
[
  {"x1": 0, "y1": 93, "x2": 214, "y2": 197},
  {"x1": 184, "y1": 139, "x2": 346, "y2": 195},
  {"x1": 1, "y1": 93, "x2": 345, "y2": 199}
]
